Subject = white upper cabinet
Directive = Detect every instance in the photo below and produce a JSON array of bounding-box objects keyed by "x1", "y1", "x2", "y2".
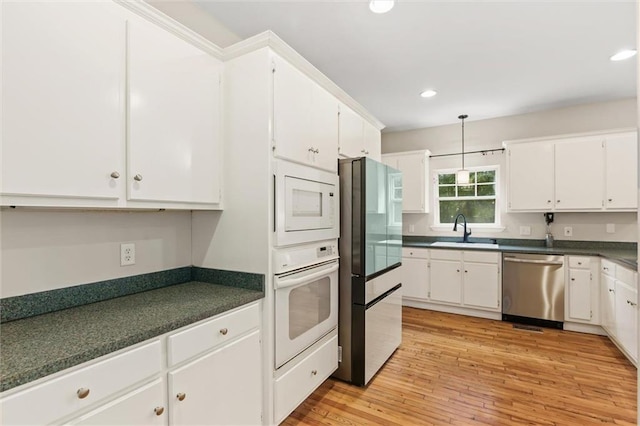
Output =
[
  {"x1": 1, "y1": 1, "x2": 223, "y2": 209},
  {"x1": 507, "y1": 140, "x2": 554, "y2": 211},
  {"x1": 338, "y1": 103, "x2": 381, "y2": 161},
  {"x1": 605, "y1": 132, "x2": 638, "y2": 210},
  {"x1": 382, "y1": 150, "x2": 430, "y2": 213},
  {"x1": 554, "y1": 137, "x2": 604, "y2": 210},
  {"x1": 126, "y1": 15, "x2": 222, "y2": 205},
  {"x1": 506, "y1": 130, "x2": 638, "y2": 212},
  {"x1": 1, "y1": 1, "x2": 126, "y2": 206},
  {"x1": 273, "y1": 56, "x2": 338, "y2": 172}
]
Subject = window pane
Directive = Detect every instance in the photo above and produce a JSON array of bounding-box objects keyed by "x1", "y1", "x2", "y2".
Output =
[
  {"x1": 439, "y1": 185, "x2": 455, "y2": 197},
  {"x1": 439, "y1": 200, "x2": 496, "y2": 224},
  {"x1": 477, "y1": 184, "x2": 495, "y2": 196},
  {"x1": 476, "y1": 170, "x2": 496, "y2": 183},
  {"x1": 458, "y1": 185, "x2": 475, "y2": 197},
  {"x1": 439, "y1": 173, "x2": 455, "y2": 184},
  {"x1": 469, "y1": 172, "x2": 476, "y2": 184}
]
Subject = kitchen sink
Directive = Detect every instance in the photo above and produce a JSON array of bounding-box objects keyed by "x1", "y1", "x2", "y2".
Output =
[{"x1": 430, "y1": 241, "x2": 499, "y2": 249}]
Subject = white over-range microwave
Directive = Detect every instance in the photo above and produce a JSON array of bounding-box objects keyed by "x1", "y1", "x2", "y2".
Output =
[{"x1": 273, "y1": 160, "x2": 339, "y2": 247}]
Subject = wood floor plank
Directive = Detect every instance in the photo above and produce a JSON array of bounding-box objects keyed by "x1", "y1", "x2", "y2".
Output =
[{"x1": 282, "y1": 307, "x2": 637, "y2": 425}]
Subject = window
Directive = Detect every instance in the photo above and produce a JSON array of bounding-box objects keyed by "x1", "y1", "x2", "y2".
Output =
[
  {"x1": 388, "y1": 172, "x2": 402, "y2": 226},
  {"x1": 435, "y1": 167, "x2": 499, "y2": 226}
]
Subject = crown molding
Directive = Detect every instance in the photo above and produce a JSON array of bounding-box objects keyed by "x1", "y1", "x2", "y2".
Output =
[{"x1": 115, "y1": 0, "x2": 224, "y2": 59}]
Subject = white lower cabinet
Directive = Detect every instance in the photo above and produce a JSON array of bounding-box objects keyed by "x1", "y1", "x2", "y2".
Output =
[
  {"x1": 0, "y1": 302, "x2": 262, "y2": 426},
  {"x1": 399, "y1": 248, "x2": 429, "y2": 300},
  {"x1": 168, "y1": 331, "x2": 261, "y2": 425},
  {"x1": 600, "y1": 259, "x2": 638, "y2": 365},
  {"x1": 428, "y1": 250, "x2": 501, "y2": 312},
  {"x1": 274, "y1": 332, "x2": 338, "y2": 425},
  {"x1": 69, "y1": 379, "x2": 166, "y2": 426},
  {"x1": 565, "y1": 256, "x2": 600, "y2": 325}
]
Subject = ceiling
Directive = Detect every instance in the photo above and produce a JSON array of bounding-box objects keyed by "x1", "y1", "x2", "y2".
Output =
[{"x1": 195, "y1": 0, "x2": 637, "y2": 132}]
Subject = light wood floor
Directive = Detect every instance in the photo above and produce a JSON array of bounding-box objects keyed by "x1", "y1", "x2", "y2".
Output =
[{"x1": 283, "y1": 307, "x2": 637, "y2": 425}]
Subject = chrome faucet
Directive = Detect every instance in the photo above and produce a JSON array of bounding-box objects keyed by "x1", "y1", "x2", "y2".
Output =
[{"x1": 453, "y1": 213, "x2": 472, "y2": 243}]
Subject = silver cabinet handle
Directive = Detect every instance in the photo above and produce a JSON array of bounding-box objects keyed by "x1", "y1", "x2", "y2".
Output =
[
  {"x1": 134, "y1": 174, "x2": 143, "y2": 182},
  {"x1": 504, "y1": 258, "x2": 563, "y2": 266},
  {"x1": 110, "y1": 171, "x2": 120, "y2": 179},
  {"x1": 627, "y1": 300, "x2": 637, "y2": 307},
  {"x1": 311, "y1": 370, "x2": 318, "y2": 376},
  {"x1": 219, "y1": 328, "x2": 228, "y2": 335},
  {"x1": 77, "y1": 388, "x2": 90, "y2": 399}
]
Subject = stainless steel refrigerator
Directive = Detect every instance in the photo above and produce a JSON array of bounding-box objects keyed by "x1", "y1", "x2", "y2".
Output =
[{"x1": 333, "y1": 157, "x2": 403, "y2": 386}]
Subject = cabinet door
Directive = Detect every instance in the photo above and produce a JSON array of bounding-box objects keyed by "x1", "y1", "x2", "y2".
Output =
[
  {"x1": 567, "y1": 269, "x2": 592, "y2": 321},
  {"x1": 555, "y1": 137, "x2": 604, "y2": 210},
  {"x1": 463, "y1": 262, "x2": 500, "y2": 311},
  {"x1": 127, "y1": 16, "x2": 222, "y2": 205},
  {"x1": 363, "y1": 121, "x2": 381, "y2": 161},
  {"x1": 605, "y1": 132, "x2": 638, "y2": 210},
  {"x1": 614, "y1": 281, "x2": 638, "y2": 363},
  {"x1": 273, "y1": 57, "x2": 313, "y2": 164},
  {"x1": 507, "y1": 142, "x2": 554, "y2": 211},
  {"x1": 399, "y1": 154, "x2": 427, "y2": 212},
  {"x1": 1, "y1": 1, "x2": 125, "y2": 205},
  {"x1": 168, "y1": 330, "x2": 262, "y2": 426},
  {"x1": 429, "y1": 260, "x2": 462, "y2": 304},
  {"x1": 310, "y1": 83, "x2": 339, "y2": 172},
  {"x1": 601, "y1": 273, "x2": 617, "y2": 335},
  {"x1": 399, "y1": 257, "x2": 429, "y2": 300},
  {"x1": 338, "y1": 104, "x2": 364, "y2": 158},
  {"x1": 70, "y1": 379, "x2": 166, "y2": 426}
]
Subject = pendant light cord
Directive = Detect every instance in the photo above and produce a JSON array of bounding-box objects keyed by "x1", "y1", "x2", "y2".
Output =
[{"x1": 458, "y1": 114, "x2": 468, "y2": 169}]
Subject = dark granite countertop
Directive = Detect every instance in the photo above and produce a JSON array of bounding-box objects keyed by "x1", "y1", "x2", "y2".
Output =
[
  {"x1": 0, "y1": 282, "x2": 264, "y2": 393},
  {"x1": 402, "y1": 237, "x2": 637, "y2": 270}
]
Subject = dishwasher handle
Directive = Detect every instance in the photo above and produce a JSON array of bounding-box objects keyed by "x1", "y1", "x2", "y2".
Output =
[{"x1": 503, "y1": 257, "x2": 563, "y2": 266}]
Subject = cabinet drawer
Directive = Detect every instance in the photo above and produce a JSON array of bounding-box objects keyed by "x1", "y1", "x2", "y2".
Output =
[
  {"x1": 429, "y1": 249, "x2": 461, "y2": 261},
  {"x1": 463, "y1": 251, "x2": 499, "y2": 264},
  {"x1": 402, "y1": 247, "x2": 429, "y2": 259},
  {"x1": 616, "y1": 265, "x2": 636, "y2": 289},
  {"x1": 601, "y1": 259, "x2": 616, "y2": 277},
  {"x1": 167, "y1": 302, "x2": 260, "y2": 367},
  {"x1": 0, "y1": 340, "x2": 162, "y2": 426},
  {"x1": 568, "y1": 256, "x2": 592, "y2": 269},
  {"x1": 274, "y1": 333, "x2": 338, "y2": 424}
]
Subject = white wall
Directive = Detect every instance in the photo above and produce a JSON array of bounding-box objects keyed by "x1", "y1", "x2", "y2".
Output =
[
  {"x1": 383, "y1": 98, "x2": 638, "y2": 241},
  {"x1": 0, "y1": 210, "x2": 192, "y2": 298}
]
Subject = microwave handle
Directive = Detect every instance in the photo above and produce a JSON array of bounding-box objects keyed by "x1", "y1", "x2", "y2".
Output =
[{"x1": 275, "y1": 263, "x2": 339, "y2": 289}]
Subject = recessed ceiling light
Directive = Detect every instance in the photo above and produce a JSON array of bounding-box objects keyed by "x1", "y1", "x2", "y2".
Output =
[
  {"x1": 610, "y1": 49, "x2": 637, "y2": 61},
  {"x1": 369, "y1": 0, "x2": 394, "y2": 14},
  {"x1": 420, "y1": 89, "x2": 437, "y2": 98}
]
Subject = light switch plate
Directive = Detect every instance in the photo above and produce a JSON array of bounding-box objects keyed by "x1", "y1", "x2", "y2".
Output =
[
  {"x1": 519, "y1": 226, "x2": 531, "y2": 236},
  {"x1": 606, "y1": 223, "x2": 615, "y2": 234}
]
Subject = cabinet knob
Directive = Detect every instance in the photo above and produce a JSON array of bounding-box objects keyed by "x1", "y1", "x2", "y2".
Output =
[
  {"x1": 571, "y1": 278, "x2": 575, "y2": 281},
  {"x1": 311, "y1": 370, "x2": 318, "y2": 376},
  {"x1": 577, "y1": 262, "x2": 582, "y2": 265},
  {"x1": 314, "y1": 148, "x2": 319, "y2": 154},
  {"x1": 134, "y1": 174, "x2": 143, "y2": 182},
  {"x1": 456, "y1": 269, "x2": 460, "y2": 273},
  {"x1": 154, "y1": 407, "x2": 165, "y2": 416},
  {"x1": 464, "y1": 270, "x2": 468, "y2": 273},
  {"x1": 608, "y1": 198, "x2": 613, "y2": 202},
  {"x1": 547, "y1": 200, "x2": 551, "y2": 203},
  {"x1": 630, "y1": 301, "x2": 638, "y2": 307},
  {"x1": 177, "y1": 392, "x2": 186, "y2": 401},
  {"x1": 361, "y1": 149, "x2": 367, "y2": 153},
  {"x1": 219, "y1": 328, "x2": 228, "y2": 335},
  {"x1": 77, "y1": 388, "x2": 90, "y2": 399},
  {"x1": 556, "y1": 200, "x2": 560, "y2": 203},
  {"x1": 110, "y1": 171, "x2": 120, "y2": 179},
  {"x1": 603, "y1": 267, "x2": 609, "y2": 271},
  {"x1": 308, "y1": 147, "x2": 315, "y2": 153},
  {"x1": 609, "y1": 288, "x2": 615, "y2": 293}
]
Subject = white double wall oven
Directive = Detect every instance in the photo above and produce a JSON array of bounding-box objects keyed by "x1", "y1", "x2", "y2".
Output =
[{"x1": 272, "y1": 159, "x2": 340, "y2": 370}]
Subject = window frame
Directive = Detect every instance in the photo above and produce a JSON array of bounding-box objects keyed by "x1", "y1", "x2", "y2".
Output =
[{"x1": 433, "y1": 165, "x2": 501, "y2": 228}]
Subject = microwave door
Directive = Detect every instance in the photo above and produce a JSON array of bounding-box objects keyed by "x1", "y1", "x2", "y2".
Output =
[{"x1": 284, "y1": 176, "x2": 335, "y2": 232}]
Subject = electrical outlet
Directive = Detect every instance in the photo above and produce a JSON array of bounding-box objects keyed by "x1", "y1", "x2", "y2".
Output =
[
  {"x1": 409, "y1": 224, "x2": 415, "y2": 233},
  {"x1": 519, "y1": 226, "x2": 531, "y2": 236},
  {"x1": 120, "y1": 243, "x2": 135, "y2": 266},
  {"x1": 563, "y1": 227, "x2": 573, "y2": 237}
]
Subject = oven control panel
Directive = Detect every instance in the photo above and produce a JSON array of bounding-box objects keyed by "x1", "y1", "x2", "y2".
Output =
[{"x1": 273, "y1": 240, "x2": 339, "y2": 274}]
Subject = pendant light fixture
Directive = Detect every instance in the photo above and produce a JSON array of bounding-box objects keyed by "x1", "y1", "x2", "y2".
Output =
[
  {"x1": 457, "y1": 114, "x2": 470, "y2": 184},
  {"x1": 369, "y1": 0, "x2": 394, "y2": 14}
]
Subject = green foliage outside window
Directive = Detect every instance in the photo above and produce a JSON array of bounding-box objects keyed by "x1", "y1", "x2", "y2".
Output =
[{"x1": 437, "y1": 169, "x2": 498, "y2": 224}]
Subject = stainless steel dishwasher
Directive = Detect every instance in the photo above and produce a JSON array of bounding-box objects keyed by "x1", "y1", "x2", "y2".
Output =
[{"x1": 502, "y1": 253, "x2": 565, "y2": 329}]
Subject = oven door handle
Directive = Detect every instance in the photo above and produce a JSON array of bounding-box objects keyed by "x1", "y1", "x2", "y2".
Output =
[{"x1": 274, "y1": 263, "x2": 339, "y2": 289}]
